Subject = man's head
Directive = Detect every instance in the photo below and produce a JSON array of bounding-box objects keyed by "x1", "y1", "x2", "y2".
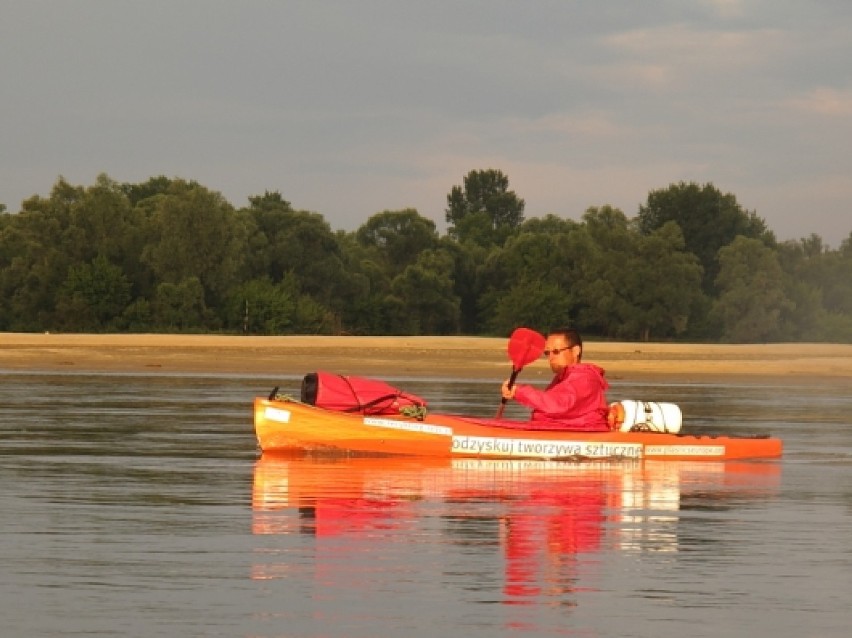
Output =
[{"x1": 543, "y1": 328, "x2": 582, "y2": 373}]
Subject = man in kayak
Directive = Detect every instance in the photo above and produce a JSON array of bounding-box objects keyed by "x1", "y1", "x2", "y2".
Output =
[{"x1": 500, "y1": 328, "x2": 610, "y2": 431}]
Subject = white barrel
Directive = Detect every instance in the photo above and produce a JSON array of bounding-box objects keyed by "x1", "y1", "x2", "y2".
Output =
[{"x1": 618, "y1": 400, "x2": 682, "y2": 433}]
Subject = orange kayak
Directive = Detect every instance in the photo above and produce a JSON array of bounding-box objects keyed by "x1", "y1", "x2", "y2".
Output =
[{"x1": 254, "y1": 397, "x2": 783, "y2": 461}]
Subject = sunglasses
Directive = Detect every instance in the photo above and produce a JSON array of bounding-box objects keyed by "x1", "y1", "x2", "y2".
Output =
[{"x1": 543, "y1": 347, "x2": 572, "y2": 357}]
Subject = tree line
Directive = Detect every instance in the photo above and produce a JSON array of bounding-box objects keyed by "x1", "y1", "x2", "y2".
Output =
[{"x1": 1, "y1": 171, "x2": 851, "y2": 342}]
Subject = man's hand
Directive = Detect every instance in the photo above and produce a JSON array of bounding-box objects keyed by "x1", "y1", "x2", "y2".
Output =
[{"x1": 501, "y1": 380, "x2": 516, "y2": 400}]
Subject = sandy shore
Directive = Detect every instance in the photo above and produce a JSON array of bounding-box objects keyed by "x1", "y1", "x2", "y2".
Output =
[{"x1": 2, "y1": 332, "x2": 851, "y2": 384}]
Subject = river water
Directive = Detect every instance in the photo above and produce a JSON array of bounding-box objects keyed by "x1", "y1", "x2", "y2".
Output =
[{"x1": 1, "y1": 371, "x2": 850, "y2": 637}]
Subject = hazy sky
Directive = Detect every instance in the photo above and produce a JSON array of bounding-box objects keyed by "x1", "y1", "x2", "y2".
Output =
[{"x1": 2, "y1": 1, "x2": 850, "y2": 245}]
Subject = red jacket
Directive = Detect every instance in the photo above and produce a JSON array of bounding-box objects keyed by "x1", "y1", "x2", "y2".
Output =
[{"x1": 513, "y1": 363, "x2": 610, "y2": 431}]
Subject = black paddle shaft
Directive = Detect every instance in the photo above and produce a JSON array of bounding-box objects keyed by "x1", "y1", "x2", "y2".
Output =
[{"x1": 496, "y1": 368, "x2": 520, "y2": 418}]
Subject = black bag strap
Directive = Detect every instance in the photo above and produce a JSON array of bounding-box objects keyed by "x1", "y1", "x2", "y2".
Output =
[{"x1": 338, "y1": 374, "x2": 399, "y2": 413}]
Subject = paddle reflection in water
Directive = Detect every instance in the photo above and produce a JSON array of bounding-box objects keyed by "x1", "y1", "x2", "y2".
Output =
[{"x1": 251, "y1": 455, "x2": 782, "y2": 621}]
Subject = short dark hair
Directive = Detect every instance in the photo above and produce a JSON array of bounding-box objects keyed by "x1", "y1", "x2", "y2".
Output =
[
  {"x1": 548, "y1": 327, "x2": 582, "y2": 348},
  {"x1": 548, "y1": 328, "x2": 583, "y2": 361}
]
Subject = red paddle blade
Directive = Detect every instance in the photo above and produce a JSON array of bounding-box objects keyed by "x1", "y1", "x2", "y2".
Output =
[{"x1": 507, "y1": 327, "x2": 546, "y2": 371}]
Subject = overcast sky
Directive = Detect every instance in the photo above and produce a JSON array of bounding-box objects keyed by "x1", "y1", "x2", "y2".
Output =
[{"x1": 2, "y1": 1, "x2": 850, "y2": 245}]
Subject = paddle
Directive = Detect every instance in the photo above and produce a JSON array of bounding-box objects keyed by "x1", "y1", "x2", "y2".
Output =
[{"x1": 496, "y1": 327, "x2": 546, "y2": 418}]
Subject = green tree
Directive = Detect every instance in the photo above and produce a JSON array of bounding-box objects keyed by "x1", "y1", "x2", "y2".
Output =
[
  {"x1": 476, "y1": 212, "x2": 604, "y2": 336},
  {"x1": 776, "y1": 233, "x2": 852, "y2": 342},
  {"x1": 832, "y1": 232, "x2": 852, "y2": 319},
  {"x1": 477, "y1": 215, "x2": 583, "y2": 318},
  {"x1": 55, "y1": 255, "x2": 132, "y2": 331},
  {"x1": 390, "y1": 249, "x2": 461, "y2": 334},
  {"x1": 333, "y1": 231, "x2": 388, "y2": 334},
  {"x1": 712, "y1": 237, "x2": 794, "y2": 342},
  {"x1": 121, "y1": 298, "x2": 153, "y2": 332},
  {"x1": 434, "y1": 236, "x2": 488, "y2": 335},
  {"x1": 334, "y1": 240, "x2": 414, "y2": 335},
  {"x1": 72, "y1": 174, "x2": 148, "y2": 296},
  {"x1": 0, "y1": 178, "x2": 86, "y2": 329},
  {"x1": 240, "y1": 190, "x2": 292, "y2": 283},
  {"x1": 519, "y1": 214, "x2": 581, "y2": 234},
  {"x1": 243, "y1": 195, "x2": 350, "y2": 317},
  {"x1": 355, "y1": 209, "x2": 439, "y2": 277},
  {"x1": 614, "y1": 222, "x2": 704, "y2": 341},
  {"x1": 535, "y1": 207, "x2": 707, "y2": 341},
  {"x1": 486, "y1": 279, "x2": 571, "y2": 337},
  {"x1": 568, "y1": 207, "x2": 634, "y2": 337},
  {"x1": 226, "y1": 277, "x2": 297, "y2": 335},
  {"x1": 223, "y1": 273, "x2": 336, "y2": 335},
  {"x1": 292, "y1": 294, "x2": 336, "y2": 334},
  {"x1": 637, "y1": 182, "x2": 773, "y2": 296},
  {"x1": 142, "y1": 180, "x2": 247, "y2": 317},
  {"x1": 121, "y1": 175, "x2": 184, "y2": 207},
  {"x1": 0, "y1": 217, "x2": 30, "y2": 328},
  {"x1": 446, "y1": 169, "x2": 525, "y2": 247},
  {"x1": 151, "y1": 277, "x2": 208, "y2": 332}
]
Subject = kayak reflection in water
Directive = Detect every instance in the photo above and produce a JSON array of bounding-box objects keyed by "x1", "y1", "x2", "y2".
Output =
[
  {"x1": 251, "y1": 457, "x2": 781, "y2": 608},
  {"x1": 251, "y1": 458, "x2": 616, "y2": 605}
]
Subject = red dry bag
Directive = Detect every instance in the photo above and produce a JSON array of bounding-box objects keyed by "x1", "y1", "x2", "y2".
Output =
[{"x1": 300, "y1": 371, "x2": 427, "y2": 415}]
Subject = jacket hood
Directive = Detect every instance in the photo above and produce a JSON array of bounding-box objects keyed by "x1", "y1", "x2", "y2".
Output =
[{"x1": 561, "y1": 363, "x2": 609, "y2": 390}]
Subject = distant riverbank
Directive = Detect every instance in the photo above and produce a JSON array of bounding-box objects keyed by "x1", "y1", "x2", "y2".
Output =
[{"x1": 2, "y1": 333, "x2": 851, "y2": 384}]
